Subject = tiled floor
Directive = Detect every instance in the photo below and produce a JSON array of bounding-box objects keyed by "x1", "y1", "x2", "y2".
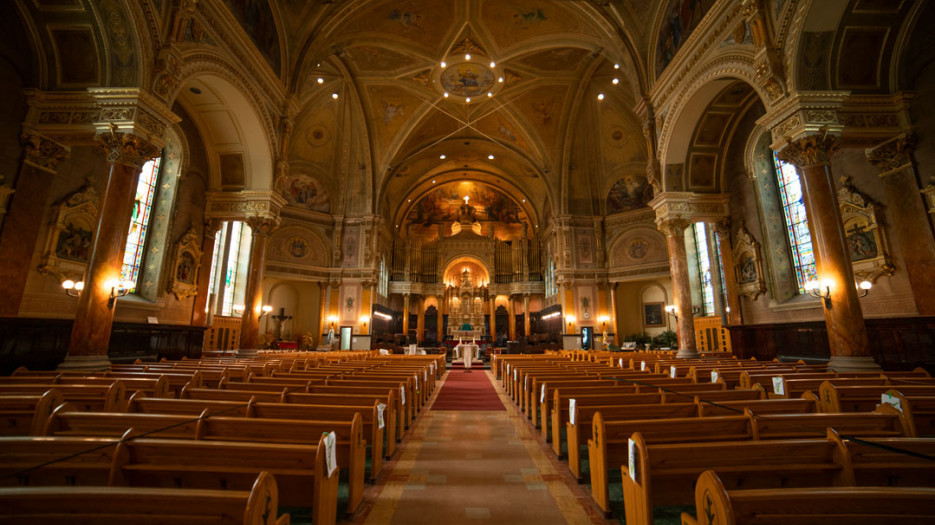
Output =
[{"x1": 351, "y1": 369, "x2": 617, "y2": 525}]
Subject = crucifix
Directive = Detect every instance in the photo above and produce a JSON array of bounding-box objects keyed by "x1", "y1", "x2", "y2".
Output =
[{"x1": 270, "y1": 307, "x2": 293, "y2": 340}]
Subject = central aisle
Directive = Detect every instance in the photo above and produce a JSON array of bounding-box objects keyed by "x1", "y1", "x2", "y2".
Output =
[{"x1": 362, "y1": 369, "x2": 601, "y2": 525}]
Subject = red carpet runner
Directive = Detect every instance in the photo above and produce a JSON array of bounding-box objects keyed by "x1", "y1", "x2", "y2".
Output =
[{"x1": 432, "y1": 369, "x2": 504, "y2": 411}]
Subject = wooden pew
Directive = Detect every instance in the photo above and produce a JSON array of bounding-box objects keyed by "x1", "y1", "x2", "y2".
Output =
[
  {"x1": 539, "y1": 383, "x2": 641, "y2": 441},
  {"x1": 0, "y1": 389, "x2": 63, "y2": 435},
  {"x1": 881, "y1": 392, "x2": 935, "y2": 437},
  {"x1": 0, "y1": 382, "x2": 125, "y2": 412},
  {"x1": 819, "y1": 382, "x2": 935, "y2": 413},
  {"x1": 126, "y1": 392, "x2": 386, "y2": 480},
  {"x1": 550, "y1": 391, "x2": 670, "y2": 457},
  {"x1": 681, "y1": 470, "x2": 935, "y2": 525},
  {"x1": 587, "y1": 409, "x2": 906, "y2": 516},
  {"x1": 45, "y1": 409, "x2": 365, "y2": 516},
  {"x1": 0, "y1": 471, "x2": 290, "y2": 525}
]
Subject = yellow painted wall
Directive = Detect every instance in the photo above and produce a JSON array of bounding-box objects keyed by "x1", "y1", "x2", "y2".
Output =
[{"x1": 614, "y1": 277, "x2": 674, "y2": 338}]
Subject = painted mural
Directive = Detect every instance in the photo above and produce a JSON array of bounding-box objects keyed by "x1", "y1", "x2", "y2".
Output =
[
  {"x1": 223, "y1": 0, "x2": 281, "y2": 74},
  {"x1": 655, "y1": 0, "x2": 715, "y2": 78},
  {"x1": 407, "y1": 181, "x2": 526, "y2": 227},
  {"x1": 607, "y1": 175, "x2": 653, "y2": 213},
  {"x1": 276, "y1": 172, "x2": 330, "y2": 213}
]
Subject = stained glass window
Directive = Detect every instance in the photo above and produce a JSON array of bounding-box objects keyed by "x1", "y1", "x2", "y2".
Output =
[
  {"x1": 120, "y1": 157, "x2": 162, "y2": 289},
  {"x1": 692, "y1": 222, "x2": 715, "y2": 315},
  {"x1": 773, "y1": 153, "x2": 817, "y2": 293},
  {"x1": 204, "y1": 221, "x2": 253, "y2": 317}
]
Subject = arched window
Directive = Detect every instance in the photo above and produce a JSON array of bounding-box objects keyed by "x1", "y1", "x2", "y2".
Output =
[
  {"x1": 205, "y1": 220, "x2": 253, "y2": 316},
  {"x1": 121, "y1": 157, "x2": 162, "y2": 290},
  {"x1": 691, "y1": 222, "x2": 715, "y2": 316},
  {"x1": 773, "y1": 153, "x2": 817, "y2": 293}
]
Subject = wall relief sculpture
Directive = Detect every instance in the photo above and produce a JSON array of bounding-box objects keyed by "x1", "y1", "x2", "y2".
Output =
[
  {"x1": 167, "y1": 223, "x2": 203, "y2": 300},
  {"x1": 838, "y1": 177, "x2": 894, "y2": 282},
  {"x1": 732, "y1": 220, "x2": 766, "y2": 300},
  {"x1": 38, "y1": 178, "x2": 99, "y2": 282}
]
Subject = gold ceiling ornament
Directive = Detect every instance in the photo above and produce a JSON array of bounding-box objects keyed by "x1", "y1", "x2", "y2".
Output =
[
  {"x1": 411, "y1": 70, "x2": 431, "y2": 88},
  {"x1": 451, "y1": 38, "x2": 488, "y2": 58}
]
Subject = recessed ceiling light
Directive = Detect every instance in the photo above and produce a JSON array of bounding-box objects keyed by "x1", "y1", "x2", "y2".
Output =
[
  {"x1": 465, "y1": 53, "x2": 471, "y2": 60},
  {"x1": 487, "y1": 92, "x2": 493, "y2": 97},
  {"x1": 488, "y1": 154, "x2": 494, "y2": 160},
  {"x1": 498, "y1": 77, "x2": 504, "y2": 83},
  {"x1": 597, "y1": 93, "x2": 604, "y2": 101},
  {"x1": 317, "y1": 77, "x2": 324, "y2": 84},
  {"x1": 612, "y1": 78, "x2": 619, "y2": 85},
  {"x1": 465, "y1": 97, "x2": 471, "y2": 103},
  {"x1": 443, "y1": 92, "x2": 449, "y2": 98},
  {"x1": 441, "y1": 61, "x2": 447, "y2": 68},
  {"x1": 522, "y1": 198, "x2": 526, "y2": 202},
  {"x1": 408, "y1": 199, "x2": 412, "y2": 202},
  {"x1": 614, "y1": 63, "x2": 620, "y2": 69},
  {"x1": 432, "y1": 180, "x2": 436, "y2": 183},
  {"x1": 440, "y1": 154, "x2": 446, "y2": 159},
  {"x1": 490, "y1": 61, "x2": 496, "y2": 68},
  {"x1": 332, "y1": 93, "x2": 339, "y2": 99}
]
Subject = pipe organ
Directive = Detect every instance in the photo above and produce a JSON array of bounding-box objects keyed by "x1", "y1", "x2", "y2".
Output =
[{"x1": 393, "y1": 236, "x2": 542, "y2": 284}]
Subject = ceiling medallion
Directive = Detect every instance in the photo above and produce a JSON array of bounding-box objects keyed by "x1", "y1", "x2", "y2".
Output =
[{"x1": 432, "y1": 55, "x2": 503, "y2": 104}]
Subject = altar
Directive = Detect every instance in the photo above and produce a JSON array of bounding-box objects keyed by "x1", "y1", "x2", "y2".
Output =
[
  {"x1": 445, "y1": 267, "x2": 488, "y2": 338},
  {"x1": 453, "y1": 343, "x2": 479, "y2": 369}
]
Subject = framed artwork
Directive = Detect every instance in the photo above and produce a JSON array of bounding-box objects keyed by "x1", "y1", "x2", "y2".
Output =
[
  {"x1": 732, "y1": 221, "x2": 766, "y2": 300},
  {"x1": 37, "y1": 178, "x2": 99, "y2": 282},
  {"x1": 838, "y1": 178, "x2": 893, "y2": 282},
  {"x1": 167, "y1": 224, "x2": 203, "y2": 300},
  {"x1": 643, "y1": 302, "x2": 665, "y2": 327}
]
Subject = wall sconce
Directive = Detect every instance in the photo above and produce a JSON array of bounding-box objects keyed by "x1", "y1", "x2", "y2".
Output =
[
  {"x1": 565, "y1": 314, "x2": 576, "y2": 333},
  {"x1": 233, "y1": 304, "x2": 245, "y2": 315},
  {"x1": 665, "y1": 304, "x2": 679, "y2": 321},
  {"x1": 804, "y1": 279, "x2": 833, "y2": 308},
  {"x1": 107, "y1": 279, "x2": 135, "y2": 307},
  {"x1": 598, "y1": 315, "x2": 610, "y2": 329},
  {"x1": 259, "y1": 304, "x2": 273, "y2": 317},
  {"x1": 359, "y1": 315, "x2": 370, "y2": 330},
  {"x1": 856, "y1": 280, "x2": 872, "y2": 298},
  {"x1": 327, "y1": 314, "x2": 339, "y2": 329},
  {"x1": 62, "y1": 279, "x2": 84, "y2": 298}
]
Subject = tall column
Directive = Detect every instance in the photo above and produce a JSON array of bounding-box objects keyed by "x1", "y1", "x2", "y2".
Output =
[
  {"x1": 705, "y1": 223, "x2": 727, "y2": 321},
  {"x1": 191, "y1": 219, "x2": 222, "y2": 326},
  {"x1": 489, "y1": 296, "x2": 496, "y2": 341},
  {"x1": 714, "y1": 221, "x2": 742, "y2": 326},
  {"x1": 0, "y1": 132, "x2": 70, "y2": 316},
  {"x1": 318, "y1": 281, "x2": 328, "y2": 338},
  {"x1": 416, "y1": 296, "x2": 425, "y2": 343},
  {"x1": 508, "y1": 295, "x2": 516, "y2": 340},
  {"x1": 63, "y1": 133, "x2": 159, "y2": 370},
  {"x1": 523, "y1": 293, "x2": 531, "y2": 337},
  {"x1": 438, "y1": 293, "x2": 445, "y2": 342},
  {"x1": 402, "y1": 293, "x2": 410, "y2": 339},
  {"x1": 609, "y1": 284, "x2": 619, "y2": 344},
  {"x1": 866, "y1": 133, "x2": 935, "y2": 315},
  {"x1": 238, "y1": 217, "x2": 277, "y2": 354},
  {"x1": 658, "y1": 218, "x2": 697, "y2": 358},
  {"x1": 778, "y1": 131, "x2": 877, "y2": 371}
]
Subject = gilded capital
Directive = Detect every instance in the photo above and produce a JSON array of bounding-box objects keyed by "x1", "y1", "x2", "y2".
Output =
[
  {"x1": 20, "y1": 132, "x2": 70, "y2": 172},
  {"x1": 865, "y1": 133, "x2": 915, "y2": 178},
  {"x1": 777, "y1": 128, "x2": 838, "y2": 169},
  {"x1": 97, "y1": 129, "x2": 161, "y2": 169},
  {"x1": 204, "y1": 218, "x2": 224, "y2": 237},
  {"x1": 714, "y1": 220, "x2": 731, "y2": 237},
  {"x1": 657, "y1": 217, "x2": 691, "y2": 238},
  {"x1": 246, "y1": 216, "x2": 280, "y2": 237}
]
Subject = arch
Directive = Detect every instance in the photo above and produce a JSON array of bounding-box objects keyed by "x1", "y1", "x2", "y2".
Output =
[
  {"x1": 171, "y1": 62, "x2": 275, "y2": 191},
  {"x1": 656, "y1": 53, "x2": 769, "y2": 177},
  {"x1": 441, "y1": 255, "x2": 491, "y2": 287}
]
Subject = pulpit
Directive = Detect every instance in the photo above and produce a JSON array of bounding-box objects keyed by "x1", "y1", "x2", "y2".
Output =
[{"x1": 454, "y1": 343, "x2": 478, "y2": 369}]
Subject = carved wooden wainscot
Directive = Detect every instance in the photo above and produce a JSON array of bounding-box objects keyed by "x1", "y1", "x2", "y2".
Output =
[
  {"x1": 732, "y1": 221, "x2": 766, "y2": 300},
  {"x1": 37, "y1": 179, "x2": 99, "y2": 282},
  {"x1": 838, "y1": 177, "x2": 894, "y2": 282},
  {"x1": 167, "y1": 224, "x2": 202, "y2": 300}
]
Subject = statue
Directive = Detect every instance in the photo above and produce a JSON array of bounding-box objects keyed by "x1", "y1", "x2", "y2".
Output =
[
  {"x1": 327, "y1": 325, "x2": 336, "y2": 348},
  {"x1": 457, "y1": 195, "x2": 476, "y2": 224}
]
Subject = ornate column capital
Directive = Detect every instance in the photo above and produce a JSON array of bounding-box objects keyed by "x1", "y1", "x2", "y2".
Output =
[
  {"x1": 246, "y1": 216, "x2": 280, "y2": 237},
  {"x1": 776, "y1": 127, "x2": 839, "y2": 169},
  {"x1": 714, "y1": 219, "x2": 731, "y2": 237},
  {"x1": 865, "y1": 132, "x2": 915, "y2": 177},
  {"x1": 96, "y1": 128, "x2": 161, "y2": 169},
  {"x1": 656, "y1": 217, "x2": 691, "y2": 238},
  {"x1": 204, "y1": 218, "x2": 224, "y2": 238},
  {"x1": 20, "y1": 131, "x2": 70, "y2": 172}
]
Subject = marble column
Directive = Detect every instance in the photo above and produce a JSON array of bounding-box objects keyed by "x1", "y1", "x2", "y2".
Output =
[
  {"x1": 416, "y1": 296, "x2": 425, "y2": 344},
  {"x1": 658, "y1": 218, "x2": 697, "y2": 358},
  {"x1": 402, "y1": 293, "x2": 410, "y2": 339},
  {"x1": 238, "y1": 217, "x2": 277, "y2": 354},
  {"x1": 523, "y1": 293, "x2": 531, "y2": 337},
  {"x1": 489, "y1": 297, "x2": 496, "y2": 341},
  {"x1": 508, "y1": 296, "x2": 516, "y2": 341},
  {"x1": 866, "y1": 134, "x2": 935, "y2": 315},
  {"x1": 191, "y1": 219, "x2": 222, "y2": 326},
  {"x1": 318, "y1": 281, "x2": 328, "y2": 338},
  {"x1": 714, "y1": 221, "x2": 742, "y2": 326},
  {"x1": 63, "y1": 133, "x2": 159, "y2": 370},
  {"x1": 438, "y1": 294, "x2": 445, "y2": 342},
  {"x1": 610, "y1": 284, "x2": 619, "y2": 344},
  {"x1": 0, "y1": 132, "x2": 69, "y2": 316},
  {"x1": 778, "y1": 131, "x2": 876, "y2": 372}
]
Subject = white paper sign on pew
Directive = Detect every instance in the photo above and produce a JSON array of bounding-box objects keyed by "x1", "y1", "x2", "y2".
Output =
[
  {"x1": 569, "y1": 399, "x2": 577, "y2": 426},
  {"x1": 377, "y1": 403, "x2": 386, "y2": 429},
  {"x1": 424, "y1": 369, "x2": 428, "y2": 383},
  {"x1": 881, "y1": 391, "x2": 902, "y2": 412},
  {"x1": 514, "y1": 369, "x2": 518, "y2": 381},
  {"x1": 641, "y1": 361, "x2": 646, "y2": 371},
  {"x1": 772, "y1": 376, "x2": 785, "y2": 395},
  {"x1": 628, "y1": 438, "x2": 638, "y2": 482},
  {"x1": 400, "y1": 385, "x2": 406, "y2": 405},
  {"x1": 619, "y1": 358, "x2": 624, "y2": 368},
  {"x1": 541, "y1": 384, "x2": 546, "y2": 403},
  {"x1": 670, "y1": 366, "x2": 677, "y2": 378},
  {"x1": 711, "y1": 371, "x2": 719, "y2": 383},
  {"x1": 323, "y1": 431, "x2": 338, "y2": 476}
]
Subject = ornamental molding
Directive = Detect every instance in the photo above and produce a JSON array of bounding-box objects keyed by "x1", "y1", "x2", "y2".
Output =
[
  {"x1": 775, "y1": 127, "x2": 838, "y2": 169},
  {"x1": 205, "y1": 190, "x2": 287, "y2": 222},
  {"x1": 20, "y1": 131, "x2": 70, "y2": 172},
  {"x1": 865, "y1": 132, "x2": 916, "y2": 177},
  {"x1": 649, "y1": 191, "x2": 731, "y2": 228},
  {"x1": 838, "y1": 177, "x2": 894, "y2": 283},
  {"x1": 757, "y1": 91, "x2": 848, "y2": 149},
  {"x1": 732, "y1": 220, "x2": 767, "y2": 301}
]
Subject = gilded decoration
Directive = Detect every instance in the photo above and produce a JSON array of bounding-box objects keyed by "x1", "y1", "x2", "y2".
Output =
[
  {"x1": 38, "y1": 178, "x2": 99, "y2": 282},
  {"x1": 21, "y1": 132, "x2": 71, "y2": 172},
  {"x1": 732, "y1": 220, "x2": 766, "y2": 300},
  {"x1": 838, "y1": 177, "x2": 894, "y2": 283},
  {"x1": 776, "y1": 128, "x2": 838, "y2": 168},
  {"x1": 167, "y1": 224, "x2": 203, "y2": 300},
  {"x1": 96, "y1": 129, "x2": 161, "y2": 169}
]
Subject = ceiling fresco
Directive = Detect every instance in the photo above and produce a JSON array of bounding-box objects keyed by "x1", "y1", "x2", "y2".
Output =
[{"x1": 406, "y1": 181, "x2": 528, "y2": 227}]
